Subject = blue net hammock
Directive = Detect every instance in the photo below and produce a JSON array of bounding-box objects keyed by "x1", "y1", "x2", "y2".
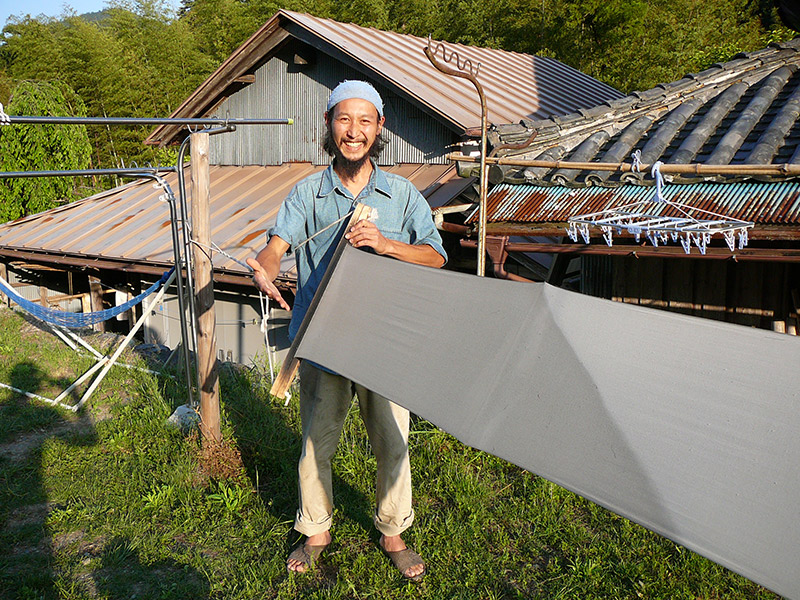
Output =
[{"x1": 0, "y1": 268, "x2": 174, "y2": 328}]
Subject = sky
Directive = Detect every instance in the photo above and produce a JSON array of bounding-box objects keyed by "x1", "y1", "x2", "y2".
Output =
[
  {"x1": 1, "y1": 0, "x2": 109, "y2": 25},
  {"x1": 1, "y1": 0, "x2": 177, "y2": 27}
]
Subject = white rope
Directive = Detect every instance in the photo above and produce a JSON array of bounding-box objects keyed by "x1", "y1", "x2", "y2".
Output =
[
  {"x1": 651, "y1": 161, "x2": 666, "y2": 203},
  {"x1": 631, "y1": 150, "x2": 642, "y2": 173},
  {"x1": 294, "y1": 210, "x2": 355, "y2": 250},
  {"x1": 0, "y1": 103, "x2": 10, "y2": 126}
]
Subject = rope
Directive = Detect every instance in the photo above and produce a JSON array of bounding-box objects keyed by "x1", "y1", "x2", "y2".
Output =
[
  {"x1": 0, "y1": 268, "x2": 174, "y2": 328},
  {"x1": 295, "y1": 209, "x2": 355, "y2": 250},
  {"x1": 651, "y1": 161, "x2": 666, "y2": 203},
  {"x1": 631, "y1": 150, "x2": 642, "y2": 173},
  {"x1": 0, "y1": 103, "x2": 10, "y2": 126}
]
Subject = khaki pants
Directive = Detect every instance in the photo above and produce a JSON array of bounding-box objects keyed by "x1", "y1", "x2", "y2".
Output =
[{"x1": 294, "y1": 361, "x2": 414, "y2": 537}]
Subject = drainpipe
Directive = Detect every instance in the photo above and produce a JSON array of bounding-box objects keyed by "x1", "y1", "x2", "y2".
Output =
[
  {"x1": 433, "y1": 203, "x2": 475, "y2": 235},
  {"x1": 485, "y1": 236, "x2": 532, "y2": 283}
]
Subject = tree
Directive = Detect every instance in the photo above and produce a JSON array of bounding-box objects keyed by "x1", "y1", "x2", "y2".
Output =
[{"x1": 0, "y1": 80, "x2": 92, "y2": 222}]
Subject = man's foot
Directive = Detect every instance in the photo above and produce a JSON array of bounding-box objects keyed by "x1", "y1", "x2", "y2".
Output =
[
  {"x1": 287, "y1": 531, "x2": 331, "y2": 573},
  {"x1": 380, "y1": 534, "x2": 426, "y2": 582}
]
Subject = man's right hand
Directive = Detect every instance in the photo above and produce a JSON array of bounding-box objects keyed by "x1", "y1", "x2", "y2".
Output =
[{"x1": 247, "y1": 257, "x2": 291, "y2": 311}]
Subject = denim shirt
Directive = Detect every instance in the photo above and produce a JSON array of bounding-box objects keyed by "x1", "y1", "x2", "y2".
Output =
[{"x1": 271, "y1": 162, "x2": 447, "y2": 341}]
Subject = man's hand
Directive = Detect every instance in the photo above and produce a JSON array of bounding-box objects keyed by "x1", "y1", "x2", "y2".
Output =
[
  {"x1": 345, "y1": 219, "x2": 445, "y2": 268},
  {"x1": 247, "y1": 257, "x2": 291, "y2": 311},
  {"x1": 344, "y1": 219, "x2": 390, "y2": 254}
]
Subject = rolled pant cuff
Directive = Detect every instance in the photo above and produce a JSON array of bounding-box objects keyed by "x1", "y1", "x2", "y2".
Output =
[
  {"x1": 373, "y1": 510, "x2": 414, "y2": 537},
  {"x1": 294, "y1": 512, "x2": 332, "y2": 538}
]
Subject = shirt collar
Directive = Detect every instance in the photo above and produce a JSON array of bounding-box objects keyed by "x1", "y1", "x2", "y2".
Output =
[{"x1": 318, "y1": 161, "x2": 392, "y2": 199}]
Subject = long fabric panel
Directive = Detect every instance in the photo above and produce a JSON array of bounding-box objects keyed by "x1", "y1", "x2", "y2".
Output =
[{"x1": 295, "y1": 245, "x2": 800, "y2": 599}]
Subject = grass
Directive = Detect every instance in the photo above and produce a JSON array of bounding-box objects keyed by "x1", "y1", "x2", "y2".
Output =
[{"x1": 0, "y1": 304, "x2": 781, "y2": 599}]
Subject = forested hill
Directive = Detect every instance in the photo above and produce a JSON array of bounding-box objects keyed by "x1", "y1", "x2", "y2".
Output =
[{"x1": 0, "y1": 0, "x2": 795, "y2": 217}]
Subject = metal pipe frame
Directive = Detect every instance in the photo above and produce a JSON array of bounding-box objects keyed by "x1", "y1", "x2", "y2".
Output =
[
  {"x1": 0, "y1": 115, "x2": 292, "y2": 408},
  {"x1": 3, "y1": 116, "x2": 292, "y2": 126}
]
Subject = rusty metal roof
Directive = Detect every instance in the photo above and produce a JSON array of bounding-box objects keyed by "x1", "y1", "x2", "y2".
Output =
[
  {"x1": 472, "y1": 181, "x2": 800, "y2": 233},
  {"x1": 0, "y1": 163, "x2": 458, "y2": 278},
  {"x1": 146, "y1": 9, "x2": 622, "y2": 146},
  {"x1": 487, "y1": 39, "x2": 800, "y2": 187}
]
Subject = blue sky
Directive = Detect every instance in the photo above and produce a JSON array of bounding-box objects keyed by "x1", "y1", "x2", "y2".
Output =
[
  {"x1": 2, "y1": 1, "x2": 110, "y2": 25},
  {"x1": 1, "y1": 1, "x2": 178, "y2": 27}
]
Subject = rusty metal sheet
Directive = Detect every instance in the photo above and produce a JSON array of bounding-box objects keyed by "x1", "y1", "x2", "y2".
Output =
[
  {"x1": 147, "y1": 10, "x2": 623, "y2": 145},
  {"x1": 0, "y1": 163, "x2": 457, "y2": 277},
  {"x1": 475, "y1": 181, "x2": 800, "y2": 228}
]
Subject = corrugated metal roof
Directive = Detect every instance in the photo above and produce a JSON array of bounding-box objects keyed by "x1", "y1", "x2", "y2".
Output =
[
  {"x1": 146, "y1": 10, "x2": 622, "y2": 146},
  {"x1": 472, "y1": 181, "x2": 800, "y2": 230},
  {"x1": 283, "y1": 11, "x2": 623, "y2": 129},
  {"x1": 0, "y1": 163, "x2": 458, "y2": 278},
  {"x1": 487, "y1": 39, "x2": 800, "y2": 187}
]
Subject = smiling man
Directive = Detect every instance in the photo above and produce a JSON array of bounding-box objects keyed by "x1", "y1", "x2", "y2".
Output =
[{"x1": 247, "y1": 80, "x2": 446, "y2": 581}]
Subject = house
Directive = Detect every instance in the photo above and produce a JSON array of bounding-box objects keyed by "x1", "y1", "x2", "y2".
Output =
[
  {"x1": 455, "y1": 39, "x2": 800, "y2": 334},
  {"x1": 0, "y1": 9, "x2": 622, "y2": 363}
]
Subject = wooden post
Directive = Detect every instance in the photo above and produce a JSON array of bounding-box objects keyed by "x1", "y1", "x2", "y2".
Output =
[
  {"x1": 0, "y1": 263, "x2": 8, "y2": 307},
  {"x1": 89, "y1": 276, "x2": 105, "y2": 332},
  {"x1": 81, "y1": 293, "x2": 92, "y2": 316},
  {"x1": 190, "y1": 131, "x2": 221, "y2": 442}
]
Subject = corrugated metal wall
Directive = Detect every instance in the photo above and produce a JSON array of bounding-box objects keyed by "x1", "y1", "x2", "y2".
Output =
[
  {"x1": 209, "y1": 42, "x2": 455, "y2": 166},
  {"x1": 142, "y1": 285, "x2": 291, "y2": 365}
]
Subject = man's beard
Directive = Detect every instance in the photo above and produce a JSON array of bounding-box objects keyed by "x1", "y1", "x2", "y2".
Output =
[
  {"x1": 322, "y1": 126, "x2": 385, "y2": 179},
  {"x1": 331, "y1": 142, "x2": 374, "y2": 179}
]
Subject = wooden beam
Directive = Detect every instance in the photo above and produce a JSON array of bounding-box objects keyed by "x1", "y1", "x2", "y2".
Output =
[
  {"x1": 191, "y1": 131, "x2": 221, "y2": 442},
  {"x1": 89, "y1": 276, "x2": 105, "y2": 332},
  {"x1": 448, "y1": 152, "x2": 800, "y2": 177},
  {"x1": 270, "y1": 203, "x2": 373, "y2": 399},
  {"x1": 0, "y1": 262, "x2": 7, "y2": 307},
  {"x1": 461, "y1": 240, "x2": 800, "y2": 262}
]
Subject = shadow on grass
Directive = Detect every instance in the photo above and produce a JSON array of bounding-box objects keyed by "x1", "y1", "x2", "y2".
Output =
[
  {"x1": 0, "y1": 361, "x2": 98, "y2": 598},
  {"x1": 0, "y1": 361, "x2": 209, "y2": 599},
  {"x1": 92, "y1": 537, "x2": 209, "y2": 599}
]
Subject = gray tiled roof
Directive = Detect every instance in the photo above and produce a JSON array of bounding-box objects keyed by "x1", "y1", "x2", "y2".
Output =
[{"x1": 489, "y1": 39, "x2": 800, "y2": 187}]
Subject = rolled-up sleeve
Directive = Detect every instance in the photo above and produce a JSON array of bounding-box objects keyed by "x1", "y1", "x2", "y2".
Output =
[
  {"x1": 403, "y1": 190, "x2": 447, "y2": 264},
  {"x1": 269, "y1": 186, "x2": 307, "y2": 248}
]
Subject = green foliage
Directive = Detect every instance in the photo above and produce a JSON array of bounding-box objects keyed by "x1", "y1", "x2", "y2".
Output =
[
  {"x1": 0, "y1": 3, "x2": 214, "y2": 177},
  {"x1": 0, "y1": 80, "x2": 92, "y2": 222}
]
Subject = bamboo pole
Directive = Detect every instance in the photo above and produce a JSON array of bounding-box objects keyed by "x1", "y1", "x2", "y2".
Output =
[
  {"x1": 190, "y1": 132, "x2": 221, "y2": 442},
  {"x1": 447, "y1": 153, "x2": 800, "y2": 177}
]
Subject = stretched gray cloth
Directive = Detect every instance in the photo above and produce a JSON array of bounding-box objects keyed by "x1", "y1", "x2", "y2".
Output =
[{"x1": 295, "y1": 245, "x2": 800, "y2": 599}]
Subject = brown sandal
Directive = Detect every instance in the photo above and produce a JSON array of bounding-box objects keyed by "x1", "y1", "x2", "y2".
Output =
[
  {"x1": 382, "y1": 546, "x2": 427, "y2": 582},
  {"x1": 286, "y1": 541, "x2": 328, "y2": 573}
]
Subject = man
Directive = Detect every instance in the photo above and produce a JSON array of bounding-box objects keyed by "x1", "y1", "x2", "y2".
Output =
[{"x1": 247, "y1": 80, "x2": 446, "y2": 581}]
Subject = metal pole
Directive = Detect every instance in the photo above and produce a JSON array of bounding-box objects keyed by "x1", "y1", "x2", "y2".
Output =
[
  {"x1": 3, "y1": 115, "x2": 292, "y2": 126},
  {"x1": 0, "y1": 167, "x2": 176, "y2": 178},
  {"x1": 424, "y1": 39, "x2": 489, "y2": 276}
]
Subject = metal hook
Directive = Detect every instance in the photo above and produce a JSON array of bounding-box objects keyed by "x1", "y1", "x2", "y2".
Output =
[{"x1": 426, "y1": 35, "x2": 480, "y2": 78}]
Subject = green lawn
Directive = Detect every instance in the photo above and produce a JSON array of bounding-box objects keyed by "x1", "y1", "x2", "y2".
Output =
[{"x1": 0, "y1": 305, "x2": 780, "y2": 599}]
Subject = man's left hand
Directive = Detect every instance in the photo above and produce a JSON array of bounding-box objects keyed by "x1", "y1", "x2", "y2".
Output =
[{"x1": 344, "y1": 219, "x2": 390, "y2": 255}]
